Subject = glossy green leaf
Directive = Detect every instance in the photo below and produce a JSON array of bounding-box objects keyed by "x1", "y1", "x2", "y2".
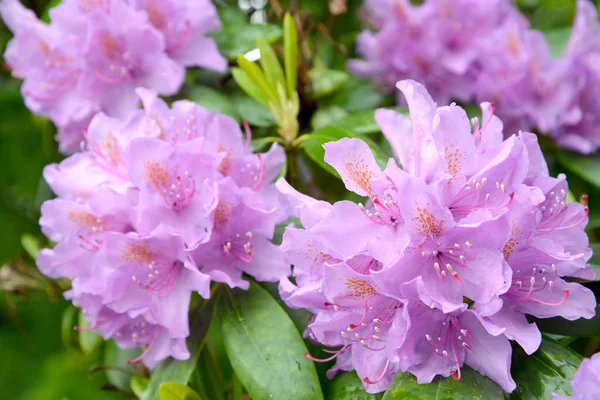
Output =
[
  {"x1": 61, "y1": 305, "x2": 78, "y2": 348},
  {"x1": 257, "y1": 37, "x2": 285, "y2": 94},
  {"x1": 556, "y1": 150, "x2": 600, "y2": 188},
  {"x1": 217, "y1": 5, "x2": 247, "y2": 25},
  {"x1": 326, "y1": 79, "x2": 386, "y2": 112},
  {"x1": 187, "y1": 86, "x2": 238, "y2": 120},
  {"x1": 311, "y1": 68, "x2": 350, "y2": 99},
  {"x1": 104, "y1": 340, "x2": 140, "y2": 390},
  {"x1": 190, "y1": 347, "x2": 227, "y2": 400},
  {"x1": 77, "y1": 312, "x2": 102, "y2": 355},
  {"x1": 326, "y1": 371, "x2": 383, "y2": 400},
  {"x1": 510, "y1": 337, "x2": 581, "y2": 399},
  {"x1": 304, "y1": 133, "x2": 343, "y2": 178},
  {"x1": 231, "y1": 94, "x2": 276, "y2": 127},
  {"x1": 41, "y1": 0, "x2": 62, "y2": 23},
  {"x1": 531, "y1": 305, "x2": 600, "y2": 337},
  {"x1": 232, "y1": 67, "x2": 271, "y2": 107},
  {"x1": 237, "y1": 55, "x2": 279, "y2": 105},
  {"x1": 20, "y1": 234, "x2": 40, "y2": 259},
  {"x1": 159, "y1": 382, "x2": 203, "y2": 400},
  {"x1": 213, "y1": 23, "x2": 282, "y2": 60},
  {"x1": 311, "y1": 106, "x2": 349, "y2": 130},
  {"x1": 131, "y1": 376, "x2": 150, "y2": 398},
  {"x1": 221, "y1": 282, "x2": 323, "y2": 400},
  {"x1": 251, "y1": 137, "x2": 280, "y2": 152},
  {"x1": 382, "y1": 367, "x2": 504, "y2": 400},
  {"x1": 333, "y1": 108, "x2": 409, "y2": 135},
  {"x1": 544, "y1": 26, "x2": 573, "y2": 58},
  {"x1": 283, "y1": 13, "x2": 299, "y2": 96},
  {"x1": 141, "y1": 299, "x2": 214, "y2": 400}
]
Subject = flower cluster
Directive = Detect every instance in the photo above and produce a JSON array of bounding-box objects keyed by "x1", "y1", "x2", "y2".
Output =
[
  {"x1": 277, "y1": 80, "x2": 597, "y2": 393},
  {"x1": 0, "y1": 0, "x2": 226, "y2": 153},
  {"x1": 37, "y1": 89, "x2": 290, "y2": 367},
  {"x1": 554, "y1": 352, "x2": 600, "y2": 400},
  {"x1": 350, "y1": 0, "x2": 600, "y2": 154}
]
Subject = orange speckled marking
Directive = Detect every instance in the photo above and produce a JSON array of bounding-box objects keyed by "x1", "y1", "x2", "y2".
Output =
[
  {"x1": 68, "y1": 210, "x2": 97, "y2": 227},
  {"x1": 344, "y1": 157, "x2": 374, "y2": 195},
  {"x1": 122, "y1": 242, "x2": 154, "y2": 263},
  {"x1": 507, "y1": 31, "x2": 521, "y2": 56},
  {"x1": 145, "y1": 3, "x2": 166, "y2": 30},
  {"x1": 413, "y1": 206, "x2": 444, "y2": 237},
  {"x1": 306, "y1": 241, "x2": 334, "y2": 265},
  {"x1": 102, "y1": 34, "x2": 121, "y2": 60},
  {"x1": 345, "y1": 277, "x2": 377, "y2": 299},
  {"x1": 443, "y1": 140, "x2": 465, "y2": 177},
  {"x1": 102, "y1": 133, "x2": 120, "y2": 166},
  {"x1": 217, "y1": 145, "x2": 232, "y2": 175},
  {"x1": 214, "y1": 202, "x2": 231, "y2": 227},
  {"x1": 144, "y1": 161, "x2": 169, "y2": 189},
  {"x1": 502, "y1": 224, "x2": 522, "y2": 260}
]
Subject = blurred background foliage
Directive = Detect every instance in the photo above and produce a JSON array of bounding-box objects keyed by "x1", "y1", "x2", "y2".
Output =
[{"x1": 1, "y1": 0, "x2": 599, "y2": 399}]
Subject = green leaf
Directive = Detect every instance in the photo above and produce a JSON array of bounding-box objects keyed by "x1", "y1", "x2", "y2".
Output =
[
  {"x1": 213, "y1": 23, "x2": 283, "y2": 60},
  {"x1": 304, "y1": 134, "x2": 342, "y2": 178},
  {"x1": 326, "y1": 79, "x2": 386, "y2": 112},
  {"x1": 131, "y1": 376, "x2": 150, "y2": 398},
  {"x1": 77, "y1": 311, "x2": 102, "y2": 355},
  {"x1": 41, "y1": 0, "x2": 62, "y2": 23},
  {"x1": 231, "y1": 94, "x2": 276, "y2": 127},
  {"x1": 311, "y1": 68, "x2": 350, "y2": 99},
  {"x1": 311, "y1": 106, "x2": 349, "y2": 130},
  {"x1": 217, "y1": 5, "x2": 247, "y2": 25},
  {"x1": 530, "y1": 304, "x2": 600, "y2": 337},
  {"x1": 190, "y1": 347, "x2": 227, "y2": 400},
  {"x1": 257, "y1": 37, "x2": 286, "y2": 94},
  {"x1": 283, "y1": 13, "x2": 299, "y2": 97},
  {"x1": 382, "y1": 367, "x2": 504, "y2": 400},
  {"x1": 237, "y1": 55, "x2": 279, "y2": 105},
  {"x1": 332, "y1": 108, "x2": 409, "y2": 135},
  {"x1": 20, "y1": 234, "x2": 40, "y2": 259},
  {"x1": 61, "y1": 305, "x2": 78, "y2": 348},
  {"x1": 232, "y1": 67, "x2": 271, "y2": 107},
  {"x1": 104, "y1": 340, "x2": 140, "y2": 390},
  {"x1": 141, "y1": 299, "x2": 214, "y2": 400},
  {"x1": 159, "y1": 382, "x2": 203, "y2": 400},
  {"x1": 556, "y1": 150, "x2": 600, "y2": 188},
  {"x1": 510, "y1": 337, "x2": 581, "y2": 399},
  {"x1": 326, "y1": 371, "x2": 383, "y2": 400},
  {"x1": 221, "y1": 282, "x2": 323, "y2": 400},
  {"x1": 187, "y1": 86, "x2": 238, "y2": 120},
  {"x1": 544, "y1": 26, "x2": 573, "y2": 58}
]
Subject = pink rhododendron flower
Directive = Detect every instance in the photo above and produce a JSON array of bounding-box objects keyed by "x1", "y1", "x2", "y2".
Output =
[
  {"x1": 277, "y1": 80, "x2": 596, "y2": 393},
  {"x1": 350, "y1": 0, "x2": 600, "y2": 154},
  {"x1": 37, "y1": 90, "x2": 289, "y2": 367},
  {"x1": 0, "y1": 0, "x2": 226, "y2": 153}
]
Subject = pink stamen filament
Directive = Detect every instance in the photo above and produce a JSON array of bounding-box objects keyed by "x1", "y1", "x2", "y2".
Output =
[
  {"x1": 305, "y1": 345, "x2": 349, "y2": 363},
  {"x1": 243, "y1": 120, "x2": 252, "y2": 149},
  {"x1": 77, "y1": 234, "x2": 101, "y2": 250},
  {"x1": 250, "y1": 154, "x2": 265, "y2": 191},
  {"x1": 81, "y1": 129, "x2": 128, "y2": 179},
  {"x1": 536, "y1": 207, "x2": 588, "y2": 233},
  {"x1": 363, "y1": 359, "x2": 390, "y2": 384}
]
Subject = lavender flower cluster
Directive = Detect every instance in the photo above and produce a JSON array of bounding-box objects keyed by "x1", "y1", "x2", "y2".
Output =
[
  {"x1": 277, "y1": 80, "x2": 597, "y2": 393},
  {"x1": 0, "y1": 0, "x2": 226, "y2": 153},
  {"x1": 37, "y1": 89, "x2": 290, "y2": 367},
  {"x1": 350, "y1": 0, "x2": 600, "y2": 154}
]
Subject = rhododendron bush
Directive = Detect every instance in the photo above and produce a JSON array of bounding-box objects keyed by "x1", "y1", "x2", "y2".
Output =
[{"x1": 1, "y1": 1, "x2": 599, "y2": 399}]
